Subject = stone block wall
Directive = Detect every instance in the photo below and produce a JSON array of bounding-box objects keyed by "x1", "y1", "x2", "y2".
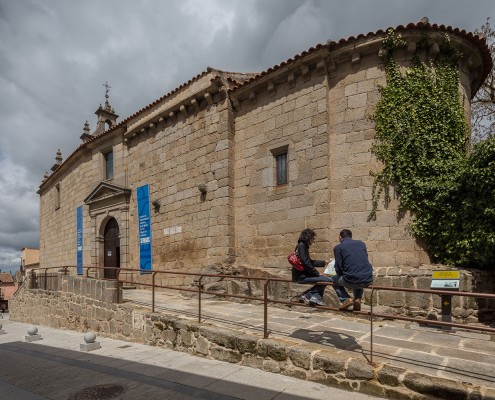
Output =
[
  {"x1": 371, "y1": 266, "x2": 495, "y2": 323},
  {"x1": 205, "y1": 264, "x2": 495, "y2": 324},
  {"x1": 9, "y1": 275, "x2": 495, "y2": 400},
  {"x1": 38, "y1": 28, "x2": 489, "y2": 285},
  {"x1": 327, "y1": 51, "x2": 430, "y2": 268},
  {"x1": 39, "y1": 132, "x2": 127, "y2": 271},
  {"x1": 234, "y1": 69, "x2": 331, "y2": 268},
  {"x1": 11, "y1": 274, "x2": 119, "y2": 329},
  {"x1": 127, "y1": 92, "x2": 235, "y2": 284}
]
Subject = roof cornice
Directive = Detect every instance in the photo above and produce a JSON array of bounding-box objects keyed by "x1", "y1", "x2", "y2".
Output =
[{"x1": 228, "y1": 22, "x2": 492, "y2": 99}]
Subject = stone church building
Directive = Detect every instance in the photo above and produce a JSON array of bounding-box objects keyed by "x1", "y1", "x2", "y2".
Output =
[{"x1": 38, "y1": 22, "x2": 491, "y2": 285}]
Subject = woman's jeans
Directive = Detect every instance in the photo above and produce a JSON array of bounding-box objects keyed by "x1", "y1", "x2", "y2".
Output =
[
  {"x1": 330, "y1": 275, "x2": 365, "y2": 302},
  {"x1": 298, "y1": 275, "x2": 332, "y2": 298}
]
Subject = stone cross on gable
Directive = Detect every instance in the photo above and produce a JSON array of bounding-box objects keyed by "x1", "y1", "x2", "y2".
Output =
[{"x1": 103, "y1": 82, "x2": 111, "y2": 100}]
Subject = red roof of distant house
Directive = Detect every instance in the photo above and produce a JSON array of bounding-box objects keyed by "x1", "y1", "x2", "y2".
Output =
[{"x1": 0, "y1": 273, "x2": 14, "y2": 283}]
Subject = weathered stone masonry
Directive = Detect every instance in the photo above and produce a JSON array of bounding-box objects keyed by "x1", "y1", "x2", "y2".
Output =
[
  {"x1": 10, "y1": 275, "x2": 495, "y2": 400},
  {"x1": 37, "y1": 23, "x2": 492, "y2": 285}
]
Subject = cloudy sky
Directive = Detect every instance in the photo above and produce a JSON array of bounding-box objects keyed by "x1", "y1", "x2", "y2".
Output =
[{"x1": 0, "y1": 0, "x2": 493, "y2": 274}]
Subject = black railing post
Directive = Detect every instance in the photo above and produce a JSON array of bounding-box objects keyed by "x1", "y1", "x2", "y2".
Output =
[
  {"x1": 30, "y1": 269, "x2": 36, "y2": 289},
  {"x1": 152, "y1": 271, "x2": 157, "y2": 313},
  {"x1": 264, "y1": 279, "x2": 270, "y2": 339},
  {"x1": 115, "y1": 268, "x2": 121, "y2": 304},
  {"x1": 370, "y1": 287, "x2": 375, "y2": 364},
  {"x1": 44, "y1": 268, "x2": 48, "y2": 290},
  {"x1": 198, "y1": 275, "x2": 204, "y2": 323}
]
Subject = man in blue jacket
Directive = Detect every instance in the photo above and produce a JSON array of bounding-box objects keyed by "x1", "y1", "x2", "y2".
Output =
[{"x1": 331, "y1": 229, "x2": 373, "y2": 311}]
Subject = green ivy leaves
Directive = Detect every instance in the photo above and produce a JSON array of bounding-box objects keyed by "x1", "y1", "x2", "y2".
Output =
[{"x1": 370, "y1": 30, "x2": 495, "y2": 269}]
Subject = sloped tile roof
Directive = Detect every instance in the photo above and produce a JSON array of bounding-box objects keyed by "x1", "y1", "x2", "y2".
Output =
[
  {"x1": 228, "y1": 22, "x2": 492, "y2": 92},
  {"x1": 39, "y1": 69, "x2": 255, "y2": 190},
  {"x1": 0, "y1": 272, "x2": 14, "y2": 283},
  {"x1": 39, "y1": 21, "x2": 492, "y2": 191}
]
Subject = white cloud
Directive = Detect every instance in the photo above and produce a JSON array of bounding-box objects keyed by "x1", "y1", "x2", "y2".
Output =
[
  {"x1": 0, "y1": 0, "x2": 493, "y2": 265},
  {"x1": 0, "y1": 246, "x2": 21, "y2": 274},
  {"x1": 0, "y1": 151, "x2": 39, "y2": 273}
]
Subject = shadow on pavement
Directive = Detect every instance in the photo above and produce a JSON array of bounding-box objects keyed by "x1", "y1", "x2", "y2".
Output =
[
  {"x1": 0, "y1": 341, "x2": 318, "y2": 400},
  {"x1": 290, "y1": 328, "x2": 362, "y2": 351}
]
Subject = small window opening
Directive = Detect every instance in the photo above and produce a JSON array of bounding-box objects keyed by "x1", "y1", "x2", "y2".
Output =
[
  {"x1": 104, "y1": 151, "x2": 114, "y2": 180},
  {"x1": 270, "y1": 145, "x2": 289, "y2": 186},
  {"x1": 276, "y1": 153, "x2": 288, "y2": 185},
  {"x1": 55, "y1": 183, "x2": 61, "y2": 210}
]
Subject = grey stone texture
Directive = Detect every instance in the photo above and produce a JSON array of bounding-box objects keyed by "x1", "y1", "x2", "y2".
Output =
[
  {"x1": 80, "y1": 341, "x2": 101, "y2": 351},
  {"x1": 37, "y1": 26, "x2": 489, "y2": 287},
  {"x1": 10, "y1": 277, "x2": 495, "y2": 400},
  {"x1": 29, "y1": 25, "x2": 493, "y2": 399}
]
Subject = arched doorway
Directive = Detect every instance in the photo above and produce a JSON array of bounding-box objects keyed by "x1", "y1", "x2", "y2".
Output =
[{"x1": 104, "y1": 218, "x2": 120, "y2": 279}]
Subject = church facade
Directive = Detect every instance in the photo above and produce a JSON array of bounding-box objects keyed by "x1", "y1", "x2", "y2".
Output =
[{"x1": 38, "y1": 22, "x2": 491, "y2": 283}]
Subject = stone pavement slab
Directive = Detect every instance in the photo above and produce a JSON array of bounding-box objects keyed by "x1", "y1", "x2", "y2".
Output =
[
  {"x1": 0, "y1": 315, "x2": 377, "y2": 400},
  {"x1": 123, "y1": 289, "x2": 495, "y2": 390}
]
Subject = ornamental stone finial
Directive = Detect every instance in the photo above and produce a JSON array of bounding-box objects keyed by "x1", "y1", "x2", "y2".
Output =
[
  {"x1": 103, "y1": 81, "x2": 112, "y2": 110},
  {"x1": 55, "y1": 149, "x2": 62, "y2": 164}
]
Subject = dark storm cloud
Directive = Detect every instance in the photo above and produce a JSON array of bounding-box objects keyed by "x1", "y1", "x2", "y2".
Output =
[{"x1": 0, "y1": 0, "x2": 494, "y2": 272}]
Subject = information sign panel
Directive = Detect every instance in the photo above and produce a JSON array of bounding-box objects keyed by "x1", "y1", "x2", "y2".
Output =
[
  {"x1": 76, "y1": 206, "x2": 83, "y2": 275},
  {"x1": 137, "y1": 184, "x2": 152, "y2": 273}
]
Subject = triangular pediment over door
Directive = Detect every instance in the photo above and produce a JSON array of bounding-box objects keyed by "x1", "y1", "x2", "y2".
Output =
[{"x1": 84, "y1": 181, "x2": 131, "y2": 213}]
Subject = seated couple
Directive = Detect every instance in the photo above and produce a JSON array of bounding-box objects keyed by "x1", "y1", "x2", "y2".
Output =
[{"x1": 291, "y1": 228, "x2": 373, "y2": 310}]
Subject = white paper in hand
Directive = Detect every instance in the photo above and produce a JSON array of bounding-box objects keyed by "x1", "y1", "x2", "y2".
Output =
[{"x1": 324, "y1": 259, "x2": 336, "y2": 275}]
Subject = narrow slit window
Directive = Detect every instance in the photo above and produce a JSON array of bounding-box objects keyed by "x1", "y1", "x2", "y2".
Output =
[
  {"x1": 55, "y1": 183, "x2": 60, "y2": 210},
  {"x1": 104, "y1": 151, "x2": 114, "y2": 180},
  {"x1": 276, "y1": 152, "x2": 288, "y2": 185}
]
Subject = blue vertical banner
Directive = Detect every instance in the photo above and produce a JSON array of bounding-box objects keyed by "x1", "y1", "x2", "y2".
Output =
[
  {"x1": 76, "y1": 206, "x2": 83, "y2": 275},
  {"x1": 137, "y1": 184, "x2": 152, "y2": 273}
]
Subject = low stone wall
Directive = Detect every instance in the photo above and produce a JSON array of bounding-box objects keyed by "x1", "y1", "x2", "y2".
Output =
[
  {"x1": 218, "y1": 265, "x2": 495, "y2": 324},
  {"x1": 371, "y1": 266, "x2": 495, "y2": 323},
  {"x1": 9, "y1": 275, "x2": 495, "y2": 400},
  {"x1": 10, "y1": 274, "x2": 120, "y2": 331}
]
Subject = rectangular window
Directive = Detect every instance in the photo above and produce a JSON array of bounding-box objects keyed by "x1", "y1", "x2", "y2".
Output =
[
  {"x1": 276, "y1": 152, "x2": 288, "y2": 185},
  {"x1": 55, "y1": 183, "x2": 60, "y2": 210},
  {"x1": 270, "y1": 145, "x2": 289, "y2": 187},
  {"x1": 104, "y1": 151, "x2": 114, "y2": 180}
]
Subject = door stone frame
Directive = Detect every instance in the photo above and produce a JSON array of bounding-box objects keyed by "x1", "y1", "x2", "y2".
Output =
[{"x1": 84, "y1": 182, "x2": 130, "y2": 279}]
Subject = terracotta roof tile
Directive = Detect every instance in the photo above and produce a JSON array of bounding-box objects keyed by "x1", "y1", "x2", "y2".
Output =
[
  {"x1": 228, "y1": 22, "x2": 492, "y2": 92},
  {"x1": 0, "y1": 273, "x2": 14, "y2": 283},
  {"x1": 39, "y1": 68, "x2": 255, "y2": 190},
  {"x1": 39, "y1": 22, "x2": 492, "y2": 191}
]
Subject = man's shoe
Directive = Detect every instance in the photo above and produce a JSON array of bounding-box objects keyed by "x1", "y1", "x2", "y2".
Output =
[
  {"x1": 300, "y1": 294, "x2": 311, "y2": 305},
  {"x1": 339, "y1": 298, "x2": 353, "y2": 310},
  {"x1": 309, "y1": 295, "x2": 325, "y2": 306},
  {"x1": 353, "y1": 298, "x2": 361, "y2": 311}
]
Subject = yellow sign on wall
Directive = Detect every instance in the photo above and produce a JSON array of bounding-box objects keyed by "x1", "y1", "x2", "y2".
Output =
[{"x1": 432, "y1": 270, "x2": 460, "y2": 280}]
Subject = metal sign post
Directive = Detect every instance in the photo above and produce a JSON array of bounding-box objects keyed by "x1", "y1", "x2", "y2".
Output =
[{"x1": 430, "y1": 270, "x2": 461, "y2": 331}]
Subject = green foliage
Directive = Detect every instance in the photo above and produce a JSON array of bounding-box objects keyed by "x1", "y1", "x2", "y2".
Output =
[
  {"x1": 371, "y1": 30, "x2": 495, "y2": 269},
  {"x1": 437, "y1": 138, "x2": 495, "y2": 267},
  {"x1": 472, "y1": 18, "x2": 495, "y2": 142}
]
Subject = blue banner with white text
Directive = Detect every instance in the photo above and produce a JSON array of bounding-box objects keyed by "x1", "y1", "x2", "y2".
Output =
[
  {"x1": 76, "y1": 206, "x2": 83, "y2": 275},
  {"x1": 137, "y1": 184, "x2": 152, "y2": 273}
]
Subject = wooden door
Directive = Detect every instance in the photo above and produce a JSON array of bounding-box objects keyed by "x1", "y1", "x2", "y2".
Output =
[{"x1": 104, "y1": 218, "x2": 120, "y2": 279}]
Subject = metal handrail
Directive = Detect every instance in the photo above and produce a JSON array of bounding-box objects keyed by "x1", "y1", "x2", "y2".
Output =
[{"x1": 27, "y1": 265, "x2": 495, "y2": 364}]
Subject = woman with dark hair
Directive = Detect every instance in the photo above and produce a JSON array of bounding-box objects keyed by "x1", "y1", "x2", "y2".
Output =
[{"x1": 292, "y1": 228, "x2": 332, "y2": 306}]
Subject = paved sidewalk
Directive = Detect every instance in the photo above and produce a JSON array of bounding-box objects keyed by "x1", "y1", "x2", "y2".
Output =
[
  {"x1": 0, "y1": 314, "x2": 377, "y2": 400},
  {"x1": 124, "y1": 289, "x2": 495, "y2": 390}
]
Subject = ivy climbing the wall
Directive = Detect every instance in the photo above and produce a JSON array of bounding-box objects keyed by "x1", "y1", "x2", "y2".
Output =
[{"x1": 370, "y1": 29, "x2": 495, "y2": 269}]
